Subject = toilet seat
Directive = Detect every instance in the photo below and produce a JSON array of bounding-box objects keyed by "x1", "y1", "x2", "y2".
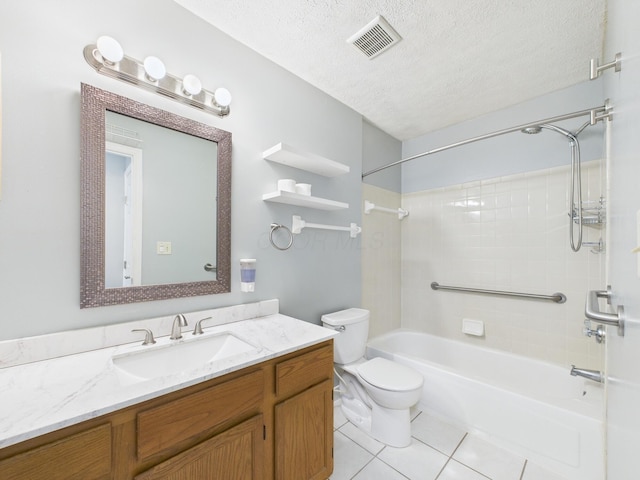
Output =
[{"x1": 356, "y1": 357, "x2": 423, "y2": 392}]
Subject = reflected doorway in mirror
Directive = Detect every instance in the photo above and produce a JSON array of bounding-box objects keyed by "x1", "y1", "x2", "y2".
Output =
[{"x1": 105, "y1": 142, "x2": 143, "y2": 288}]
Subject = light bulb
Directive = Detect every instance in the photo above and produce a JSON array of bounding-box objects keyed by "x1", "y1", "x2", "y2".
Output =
[
  {"x1": 213, "y1": 87, "x2": 232, "y2": 108},
  {"x1": 96, "y1": 35, "x2": 124, "y2": 64},
  {"x1": 182, "y1": 74, "x2": 202, "y2": 96},
  {"x1": 143, "y1": 56, "x2": 166, "y2": 82}
]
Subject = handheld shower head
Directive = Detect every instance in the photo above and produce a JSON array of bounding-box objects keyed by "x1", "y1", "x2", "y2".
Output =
[
  {"x1": 519, "y1": 122, "x2": 584, "y2": 251},
  {"x1": 521, "y1": 124, "x2": 575, "y2": 140}
]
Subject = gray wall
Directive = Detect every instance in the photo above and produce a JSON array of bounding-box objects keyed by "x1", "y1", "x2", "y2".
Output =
[
  {"x1": 362, "y1": 121, "x2": 402, "y2": 193},
  {"x1": 401, "y1": 80, "x2": 605, "y2": 192},
  {"x1": 0, "y1": 0, "x2": 362, "y2": 340}
]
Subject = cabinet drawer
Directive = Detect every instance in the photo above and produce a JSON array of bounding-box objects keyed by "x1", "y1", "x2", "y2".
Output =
[
  {"x1": 137, "y1": 369, "x2": 264, "y2": 460},
  {"x1": 0, "y1": 423, "x2": 112, "y2": 480},
  {"x1": 275, "y1": 344, "x2": 333, "y2": 397},
  {"x1": 135, "y1": 415, "x2": 264, "y2": 480}
]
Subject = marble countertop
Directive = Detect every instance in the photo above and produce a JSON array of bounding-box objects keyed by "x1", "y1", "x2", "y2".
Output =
[{"x1": 0, "y1": 313, "x2": 336, "y2": 449}]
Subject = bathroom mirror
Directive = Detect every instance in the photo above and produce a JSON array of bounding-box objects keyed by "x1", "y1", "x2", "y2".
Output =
[{"x1": 81, "y1": 84, "x2": 231, "y2": 308}]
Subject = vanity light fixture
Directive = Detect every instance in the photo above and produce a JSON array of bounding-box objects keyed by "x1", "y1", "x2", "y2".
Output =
[
  {"x1": 142, "y1": 56, "x2": 166, "y2": 82},
  {"x1": 84, "y1": 35, "x2": 231, "y2": 117},
  {"x1": 213, "y1": 87, "x2": 232, "y2": 108},
  {"x1": 96, "y1": 35, "x2": 124, "y2": 64},
  {"x1": 182, "y1": 74, "x2": 202, "y2": 96}
]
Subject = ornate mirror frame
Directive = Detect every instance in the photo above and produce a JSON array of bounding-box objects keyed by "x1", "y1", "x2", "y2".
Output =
[{"x1": 80, "y1": 83, "x2": 231, "y2": 308}]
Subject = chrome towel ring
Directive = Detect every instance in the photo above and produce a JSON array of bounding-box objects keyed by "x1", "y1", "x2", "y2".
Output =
[{"x1": 269, "y1": 223, "x2": 293, "y2": 251}]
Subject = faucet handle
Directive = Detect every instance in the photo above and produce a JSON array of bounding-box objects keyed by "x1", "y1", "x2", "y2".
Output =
[
  {"x1": 193, "y1": 316, "x2": 213, "y2": 335},
  {"x1": 131, "y1": 328, "x2": 156, "y2": 345},
  {"x1": 583, "y1": 319, "x2": 606, "y2": 344}
]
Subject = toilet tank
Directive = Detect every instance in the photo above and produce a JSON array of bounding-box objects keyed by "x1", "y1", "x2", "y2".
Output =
[{"x1": 321, "y1": 308, "x2": 369, "y2": 365}]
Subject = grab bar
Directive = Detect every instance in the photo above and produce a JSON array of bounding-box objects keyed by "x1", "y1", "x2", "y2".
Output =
[
  {"x1": 585, "y1": 288, "x2": 625, "y2": 336},
  {"x1": 430, "y1": 282, "x2": 567, "y2": 304}
]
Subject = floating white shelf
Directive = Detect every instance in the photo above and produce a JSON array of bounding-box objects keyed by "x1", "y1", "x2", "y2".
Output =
[
  {"x1": 262, "y1": 191, "x2": 349, "y2": 211},
  {"x1": 263, "y1": 143, "x2": 350, "y2": 177}
]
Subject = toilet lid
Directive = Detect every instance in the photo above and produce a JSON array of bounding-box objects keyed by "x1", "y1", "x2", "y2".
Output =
[{"x1": 357, "y1": 357, "x2": 423, "y2": 391}]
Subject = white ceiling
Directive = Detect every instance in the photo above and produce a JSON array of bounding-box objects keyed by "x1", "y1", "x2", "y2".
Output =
[{"x1": 175, "y1": 0, "x2": 607, "y2": 141}]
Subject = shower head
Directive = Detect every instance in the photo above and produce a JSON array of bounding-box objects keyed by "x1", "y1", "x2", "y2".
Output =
[{"x1": 520, "y1": 123, "x2": 577, "y2": 141}]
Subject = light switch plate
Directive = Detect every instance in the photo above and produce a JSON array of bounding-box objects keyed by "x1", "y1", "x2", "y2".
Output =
[{"x1": 157, "y1": 241, "x2": 172, "y2": 255}]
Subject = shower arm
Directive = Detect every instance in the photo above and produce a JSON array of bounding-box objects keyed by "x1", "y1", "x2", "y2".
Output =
[{"x1": 362, "y1": 103, "x2": 613, "y2": 178}]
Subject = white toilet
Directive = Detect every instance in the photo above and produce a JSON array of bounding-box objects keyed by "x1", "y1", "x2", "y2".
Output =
[{"x1": 322, "y1": 308, "x2": 423, "y2": 447}]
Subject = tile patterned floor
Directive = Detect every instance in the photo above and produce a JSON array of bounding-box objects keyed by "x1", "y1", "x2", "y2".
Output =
[{"x1": 330, "y1": 406, "x2": 570, "y2": 480}]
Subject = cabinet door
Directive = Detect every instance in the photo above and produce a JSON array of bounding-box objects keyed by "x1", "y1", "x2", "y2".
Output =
[
  {"x1": 135, "y1": 415, "x2": 264, "y2": 480},
  {"x1": 275, "y1": 380, "x2": 333, "y2": 480},
  {"x1": 0, "y1": 423, "x2": 112, "y2": 480}
]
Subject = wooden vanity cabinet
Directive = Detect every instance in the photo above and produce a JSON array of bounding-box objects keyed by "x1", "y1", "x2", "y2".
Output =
[
  {"x1": 273, "y1": 344, "x2": 334, "y2": 480},
  {"x1": 0, "y1": 339, "x2": 334, "y2": 480}
]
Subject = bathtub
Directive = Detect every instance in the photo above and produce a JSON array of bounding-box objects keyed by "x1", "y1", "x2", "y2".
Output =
[{"x1": 366, "y1": 329, "x2": 604, "y2": 480}]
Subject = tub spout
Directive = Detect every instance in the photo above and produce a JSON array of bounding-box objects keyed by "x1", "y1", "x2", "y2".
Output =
[{"x1": 570, "y1": 365, "x2": 604, "y2": 383}]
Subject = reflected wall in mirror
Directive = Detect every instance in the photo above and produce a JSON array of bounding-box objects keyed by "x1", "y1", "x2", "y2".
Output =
[
  {"x1": 81, "y1": 84, "x2": 231, "y2": 308},
  {"x1": 104, "y1": 111, "x2": 218, "y2": 287}
]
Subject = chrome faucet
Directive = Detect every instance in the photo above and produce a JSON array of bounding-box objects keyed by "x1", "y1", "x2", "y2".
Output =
[
  {"x1": 570, "y1": 365, "x2": 604, "y2": 383},
  {"x1": 170, "y1": 314, "x2": 188, "y2": 340}
]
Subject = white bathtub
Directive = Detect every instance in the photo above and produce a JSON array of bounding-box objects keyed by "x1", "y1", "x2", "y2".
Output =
[{"x1": 366, "y1": 329, "x2": 604, "y2": 480}]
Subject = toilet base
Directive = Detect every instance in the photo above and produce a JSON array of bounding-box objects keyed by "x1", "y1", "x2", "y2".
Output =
[
  {"x1": 340, "y1": 395, "x2": 372, "y2": 433},
  {"x1": 340, "y1": 395, "x2": 412, "y2": 448},
  {"x1": 371, "y1": 403, "x2": 411, "y2": 447}
]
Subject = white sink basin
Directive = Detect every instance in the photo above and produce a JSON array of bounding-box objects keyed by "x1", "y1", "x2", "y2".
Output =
[{"x1": 112, "y1": 332, "x2": 257, "y2": 381}]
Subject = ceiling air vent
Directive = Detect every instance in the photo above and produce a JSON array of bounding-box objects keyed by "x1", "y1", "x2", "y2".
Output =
[{"x1": 347, "y1": 15, "x2": 402, "y2": 59}]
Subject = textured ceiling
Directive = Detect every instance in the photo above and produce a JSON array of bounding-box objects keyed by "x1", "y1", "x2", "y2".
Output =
[{"x1": 175, "y1": 0, "x2": 607, "y2": 140}]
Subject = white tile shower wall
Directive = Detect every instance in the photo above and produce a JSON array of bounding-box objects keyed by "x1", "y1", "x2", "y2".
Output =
[
  {"x1": 401, "y1": 161, "x2": 605, "y2": 369},
  {"x1": 362, "y1": 184, "x2": 402, "y2": 338}
]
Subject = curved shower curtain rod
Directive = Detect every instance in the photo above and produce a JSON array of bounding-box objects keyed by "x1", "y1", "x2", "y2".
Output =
[{"x1": 361, "y1": 102, "x2": 613, "y2": 178}]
